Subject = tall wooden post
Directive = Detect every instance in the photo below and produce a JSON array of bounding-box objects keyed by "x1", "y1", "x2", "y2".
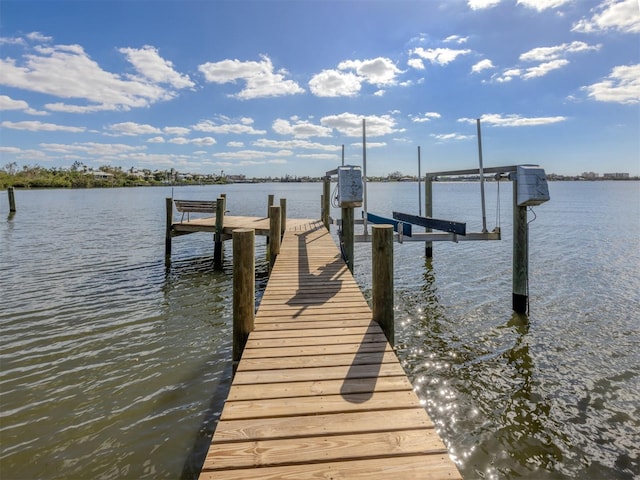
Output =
[
  {"x1": 279, "y1": 198, "x2": 287, "y2": 237},
  {"x1": 267, "y1": 194, "x2": 274, "y2": 216},
  {"x1": 512, "y1": 177, "x2": 528, "y2": 313},
  {"x1": 425, "y1": 176, "x2": 433, "y2": 258},
  {"x1": 269, "y1": 205, "x2": 281, "y2": 270},
  {"x1": 8, "y1": 187, "x2": 16, "y2": 213},
  {"x1": 214, "y1": 196, "x2": 225, "y2": 269},
  {"x1": 341, "y1": 207, "x2": 354, "y2": 273},
  {"x1": 165, "y1": 197, "x2": 173, "y2": 261},
  {"x1": 373, "y1": 225, "x2": 394, "y2": 346},
  {"x1": 322, "y1": 177, "x2": 330, "y2": 229},
  {"x1": 233, "y1": 229, "x2": 255, "y2": 365}
]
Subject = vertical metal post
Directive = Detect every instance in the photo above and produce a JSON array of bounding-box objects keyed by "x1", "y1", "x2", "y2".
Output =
[
  {"x1": 477, "y1": 118, "x2": 488, "y2": 233},
  {"x1": 372, "y1": 225, "x2": 394, "y2": 346},
  {"x1": 512, "y1": 176, "x2": 528, "y2": 313},
  {"x1": 425, "y1": 176, "x2": 433, "y2": 258},
  {"x1": 233, "y1": 228, "x2": 255, "y2": 366},
  {"x1": 341, "y1": 144, "x2": 345, "y2": 167},
  {"x1": 418, "y1": 146, "x2": 422, "y2": 216},
  {"x1": 362, "y1": 118, "x2": 368, "y2": 235},
  {"x1": 165, "y1": 197, "x2": 173, "y2": 261}
]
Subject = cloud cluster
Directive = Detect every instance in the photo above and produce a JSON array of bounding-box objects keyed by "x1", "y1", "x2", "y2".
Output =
[{"x1": 308, "y1": 57, "x2": 402, "y2": 97}]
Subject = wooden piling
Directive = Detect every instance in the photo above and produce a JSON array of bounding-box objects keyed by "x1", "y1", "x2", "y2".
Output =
[
  {"x1": 268, "y1": 205, "x2": 281, "y2": 270},
  {"x1": 372, "y1": 224, "x2": 394, "y2": 346},
  {"x1": 267, "y1": 194, "x2": 274, "y2": 216},
  {"x1": 425, "y1": 177, "x2": 433, "y2": 258},
  {"x1": 279, "y1": 198, "x2": 287, "y2": 237},
  {"x1": 232, "y1": 229, "x2": 255, "y2": 365},
  {"x1": 8, "y1": 187, "x2": 16, "y2": 213},
  {"x1": 322, "y1": 177, "x2": 330, "y2": 229},
  {"x1": 513, "y1": 177, "x2": 528, "y2": 313},
  {"x1": 165, "y1": 197, "x2": 173, "y2": 260},
  {"x1": 341, "y1": 206, "x2": 355, "y2": 273},
  {"x1": 214, "y1": 196, "x2": 225, "y2": 269}
]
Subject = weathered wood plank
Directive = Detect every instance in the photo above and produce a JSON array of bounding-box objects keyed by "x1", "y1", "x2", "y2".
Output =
[
  {"x1": 200, "y1": 454, "x2": 460, "y2": 480},
  {"x1": 204, "y1": 429, "x2": 448, "y2": 470},
  {"x1": 240, "y1": 341, "x2": 390, "y2": 359},
  {"x1": 211, "y1": 408, "x2": 434, "y2": 441}
]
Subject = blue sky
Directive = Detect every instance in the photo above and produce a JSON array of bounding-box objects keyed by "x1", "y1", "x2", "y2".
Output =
[{"x1": 1, "y1": 0, "x2": 638, "y2": 178}]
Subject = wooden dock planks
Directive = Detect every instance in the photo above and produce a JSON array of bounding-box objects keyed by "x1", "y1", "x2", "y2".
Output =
[{"x1": 198, "y1": 221, "x2": 461, "y2": 479}]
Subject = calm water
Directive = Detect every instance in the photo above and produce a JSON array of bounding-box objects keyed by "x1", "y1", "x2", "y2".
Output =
[{"x1": 1, "y1": 181, "x2": 638, "y2": 479}]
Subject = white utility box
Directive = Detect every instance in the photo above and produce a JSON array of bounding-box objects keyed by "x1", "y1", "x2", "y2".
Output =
[
  {"x1": 515, "y1": 165, "x2": 550, "y2": 207},
  {"x1": 337, "y1": 166, "x2": 363, "y2": 207}
]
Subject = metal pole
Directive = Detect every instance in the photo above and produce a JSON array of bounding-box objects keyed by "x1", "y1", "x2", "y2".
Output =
[
  {"x1": 418, "y1": 146, "x2": 422, "y2": 216},
  {"x1": 477, "y1": 119, "x2": 488, "y2": 233},
  {"x1": 341, "y1": 144, "x2": 345, "y2": 167},
  {"x1": 362, "y1": 118, "x2": 368, "y2": 235}
]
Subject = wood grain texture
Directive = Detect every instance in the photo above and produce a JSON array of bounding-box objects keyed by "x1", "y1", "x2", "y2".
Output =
[{"x1": 198, "y1": 221, "x2": 461, "y2": 479}]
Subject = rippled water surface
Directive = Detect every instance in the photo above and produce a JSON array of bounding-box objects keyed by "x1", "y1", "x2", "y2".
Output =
[{"x1": 1, "y1": 182, "x2": 638, "y2": 479}]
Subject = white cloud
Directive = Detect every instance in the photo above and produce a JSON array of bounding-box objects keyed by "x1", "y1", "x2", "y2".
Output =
[
  {"x1": 407, "y1": 58, "x2": 425, "y2": 70},
  {"x1": 227, "y1": 141, "x2": 244, "y2": 148},
  {"x1": 444, "y1": 35, "x2": 469, "y2": 44},
  {"x1": 338, "y1": 57, "x2": 402, "y2": 85},
  {"x1": 0, "y1": 41, "x2": 190, "y2": 112},
  {"x1": 192, "y1": 119, "x2": 266, "y2": 135},
  {"x1": 522, "y1": 59, "x2": 570, "y2": 79},
  {"x1": 411, "y1": 47, "x2": 472, "y2": 66},
  {"x1": 147, "y1": 136, "x2": 165, "y2": 143},
  {"x1": 572, "y1": 0, "x2": 640, "y2": 34},
  {"x1": 119, "y1": 46, "x2": 194, "y2": 89},
  {"x1": 191, "y1": 137, "x2": 217, "y2": 146},
  {"x1": 212, "y1": 149, "x2": 293, "y2": 160},
  {"x1": 459, "y1": 113, "x2": 567, "y2": 126},
  {"x1": 411, "y1": 112, "x2": 441, "y2": 123},
  {"x1": 253, "y1": 139, "x2": 340, "y2": 151},
  {"x1": 517, "y1": 0, "x2": 572, "y2": 11},
  {"x1": 40, "y1": 142, "x2": 145, "y2": 156},
  {"x1": 308, "y1": 69, "x2": 362, "y2": 97},
  {"x1": 519, "y1": 41, "x2": 601, "y2": 62},
  {"x1": 472, "y1": 59, "x2": 495, "y2": 73},
  {"x1": 431, "y1": 133, "x2": 475, "y2": 141},
  {"x1": 106, "y1": 122, "x2": 162, "y2": 136},
  {"x1": 0, "y1": 95, "x2": 47, "y2": 115},
  {"x1": 468, "y1": 0, "x2": 501, "y2": 9},
  {"x1": 198, "y1": 55, "x2": 304, "y2": 99},
  {"x1": 163, "y1": 126, "x2": 191, "y2": 136},
  {"x1": 320, "y1": 112, "x2": 398, "y2": 137},
  {"x1": 272, "y1": 118, "x2": 332, "y2": 138},
  {"x1": 582, "y1": 64, "x2": 640, "y2": 104},
  {"x1": 1, "y1": 120, "x2": 85, "y2": 132}
]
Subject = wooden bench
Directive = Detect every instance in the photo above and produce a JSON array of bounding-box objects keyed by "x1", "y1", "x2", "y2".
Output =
[{"x1": 174, "y1": 199, "x2": 217, "y2": 222}]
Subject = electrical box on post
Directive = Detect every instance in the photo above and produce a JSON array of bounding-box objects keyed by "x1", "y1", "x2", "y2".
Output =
[
  {"x1": 337, "y1": 166, "x2": 363, "y2": 207},
  {"x1": 515, "y1": 165, "x2": 550, "y2": 207}
]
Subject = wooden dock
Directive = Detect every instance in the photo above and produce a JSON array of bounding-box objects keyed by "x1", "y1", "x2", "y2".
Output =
[{"x1": 198, "y1": 220, "x2": 461, "y2": 479}]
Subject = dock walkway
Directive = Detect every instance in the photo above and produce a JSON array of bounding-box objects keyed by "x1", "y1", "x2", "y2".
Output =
[{"x1": 199, "y1": 220, "x2": 461, "y2": 479}]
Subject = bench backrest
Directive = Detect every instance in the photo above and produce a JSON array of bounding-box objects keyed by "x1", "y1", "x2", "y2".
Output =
[{"x1": 174, "y1": 200, "x2": 217, "y2": 213}]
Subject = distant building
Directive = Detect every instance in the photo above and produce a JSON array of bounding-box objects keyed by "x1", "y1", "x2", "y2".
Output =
[
  {"x1": 581, "y1": 171, "x2": 599, "y2": 179},
  {"x1": 87, "y1": 171, "x2": 114, "y2": 181},
  {"x1": 603, "y1": 173, "x2": 630, "y2": 179}
]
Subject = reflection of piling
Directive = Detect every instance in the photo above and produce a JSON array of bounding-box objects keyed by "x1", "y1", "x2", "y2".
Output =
[
  {"x1": 232, "y1": 229, "x2": 255, "y2": 366},
  {"x1": 8, "y1": 187, "x2": 16, "y2": 213},
  {"x1": 372, "y1": 224, "x2": 394, "y2": 346},
  {"x1": 512, "y1": 177, "x2": 528, "y2": 313}
]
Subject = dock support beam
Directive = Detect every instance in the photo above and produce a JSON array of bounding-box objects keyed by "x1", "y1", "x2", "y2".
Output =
[
  {"x1": 269, "y1": 205, "x2": 281, "y2": 270},
  {"x1": 373, "y1": 225, "x2": 394, "y2": 346},
  {"x1": 425, "y1": 177, "x2": 433, "y2": 258},
  {"x1": 8, "y1": 187, "x2": 16, "y2": 213},
  {"x1": 214, "y1": 196, "x2": 225, "y2": 269},
  {"x1": 165, "y1": 197, "x2": 173, "y2": 262},
  {"x1": 512, "y1": 177, "x2": 528, "y2": 313},
  {"x1": 341, "y1": 207, "x2": 355, "y2": 273},
  {"x1": 322, "y1": 176, "x2": 330, "y2": 230},
  {"x1": 232, "y1": 229, "x2": 255, "y2": 366}
]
